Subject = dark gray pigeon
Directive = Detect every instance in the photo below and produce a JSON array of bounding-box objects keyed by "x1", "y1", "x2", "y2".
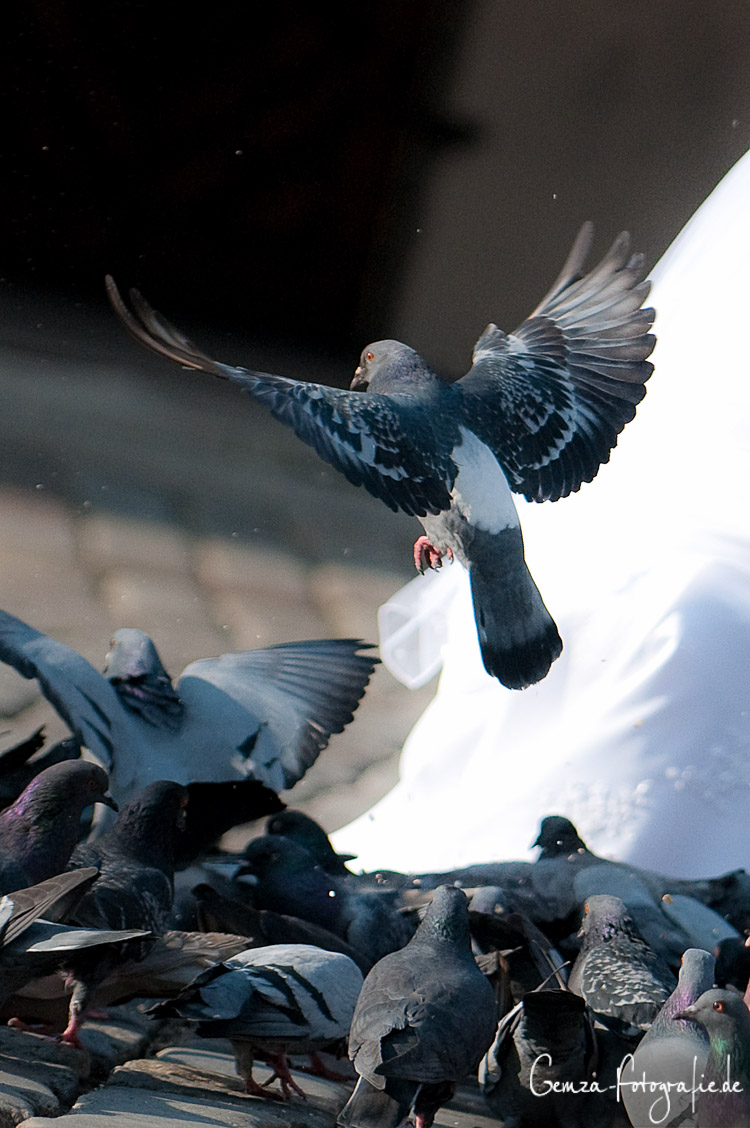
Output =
[
  {"x1": 675, "y1": 988, "x2": 750, "y2": 1127},
  {"x1": 107, "y1": 223, "x2": 655, "y2": 690},
  {"x1": 237, "y1": 835, "x2": 415, "y2": 966},
  {"x1": 0, "y1": 760, "x2": 117, "y2": 894},
  {"x1": 621, "y1": 947, "x2": 715, "y2": 1128},
  {"x1": 150, "y1": 942, "x2": 364, "y2": 1100},
  {"x1": 60, "y1": 779, "x2": 189, "y2": 1044},
  {"x1": 338, "y1": 884, "x2": 497, "y2": 1128},
  {"x1": 568, "y1": 894, "x2": 677, "y2": 1038},
  {"x1": 480, "y1": 988, "x2": 603, "y2": 1128},
  {"x1": 0, "y1": 610, "x2": 378, "y2": 804},
  {"x1": 266, "y1": 809, "x2": 356, "y2": 876}
]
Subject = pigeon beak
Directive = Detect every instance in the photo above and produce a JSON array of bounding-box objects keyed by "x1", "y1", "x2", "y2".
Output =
[
  {"x1": 98, "y1": 792, "x2": 119, "y2": 812},
  {"x1": 674, "y1": 1006, "x2": 697, "y2": 1020},
  {"x1": 350, "y1": 368, "x2": 369, "y2": 391}
]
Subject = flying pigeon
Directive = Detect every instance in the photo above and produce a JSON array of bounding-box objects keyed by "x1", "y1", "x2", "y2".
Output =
[
  {"x1": 675, "y1": 988, "x2": 750, "y2": 1127},
  {"x1": 107, "y1": 224, "x2": 655, "y2": 689},
  {"x1": 150, "y1": 942, "x2": 364, "y2": 1100},
  {"x1": 61, "y1": 779, "x2": 189, "y2": 1044},
  {"x1": 0, "y1": 610, "x2": 378, "y2": 803},
  {"x1": 568, "y1": 894, "x2": 677, "y2": 1038},
  {"x1": 621, "y1": 947, "x2": 715, "y2": 1128},
  {"x1": 0, "y1": 760, "x2": 117, "y2": 894},
  {"x1": 338, "y1": 884, "x2": 497, "y2": 1128}
]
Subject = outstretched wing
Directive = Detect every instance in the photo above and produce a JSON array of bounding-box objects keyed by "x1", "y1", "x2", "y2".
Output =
[
  {"x1": 459, "y1": 223, "x2": 655, "y2": 502},
  {"x1": 176, "y1": 639, "x2": 379, "y2": 793},
  {"x1": 106, "y1": 279, "x2": 457, "y2": 518},
  {"x1": 0, "y1": 610, "x2": 122, "y2": 769}
]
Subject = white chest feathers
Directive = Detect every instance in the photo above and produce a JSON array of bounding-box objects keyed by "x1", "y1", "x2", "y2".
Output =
[{"x1": 451, "y1": 427, "x2": 519, "y2": 533}]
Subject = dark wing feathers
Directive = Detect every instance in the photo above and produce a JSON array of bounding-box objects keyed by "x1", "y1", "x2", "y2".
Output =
[
  {"x1": 459, "y1": 226, "x2": 655, "y2": 502},
  {"x1": 106, "y1": 278, "x2": 456, "y2": 518}
]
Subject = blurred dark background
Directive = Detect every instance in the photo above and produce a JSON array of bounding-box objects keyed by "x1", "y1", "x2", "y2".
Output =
[{"x1": 2, "y1": 0, "x2": 750, "y2": 375}]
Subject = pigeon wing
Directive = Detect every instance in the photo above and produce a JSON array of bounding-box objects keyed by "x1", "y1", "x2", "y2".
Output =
[
  {"x1": 106, "y1": 279, "x2": 457, "y2": 518},
  {"x1": 458, "y1": 223, "x2": 655, "y2": 502},
  {"x1": 175, "y1": 639, "x2": 378, "y2": 793},
  {"x1": 0, "y1": 610, "x2": 122, "y2": 770}
]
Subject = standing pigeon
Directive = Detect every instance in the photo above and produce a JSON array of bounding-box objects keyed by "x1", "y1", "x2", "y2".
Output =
[
  {"x1": 150, "y1": 943, "x2": 364, "y2": 1100},
  {"x1": 60, "y1": 779, "x2": 189, "y2": 1043},
  {"x1": 568, "y1": 894, "x2": 677, "y2": 1037},
  {"x1": 621, "y1": 947, "x2": 715, "y2": 1128},
  {"x1": 0, "y1": 760, "x2": 117, "y2": 893},
  {"x1": 0, "y1": 609, "x2": 378, "y2": 803},
  {"x1": 338, "y1": 884, "x2": 497, "y2": 1128},
  {"x1": 237, "y1": 835, "x2": 415, "y2": 965},
  {"x1": 107, "y1": 223, "x2": 655, "y2": 689},
  {"x1": 675, "y1": 988, "x2": 750, "y2": 1127}
]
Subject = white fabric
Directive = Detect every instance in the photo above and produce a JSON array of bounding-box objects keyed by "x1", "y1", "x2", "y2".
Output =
[{"x1": 334, "y1": 149, "x2": 750, "y2": 878}]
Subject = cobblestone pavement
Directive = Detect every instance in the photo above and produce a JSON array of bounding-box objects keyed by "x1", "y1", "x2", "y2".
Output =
[{"x1": 0, "y1": 285, "x2": 437, "y2": 831}]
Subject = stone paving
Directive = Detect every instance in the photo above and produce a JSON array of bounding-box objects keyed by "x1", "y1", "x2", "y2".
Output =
[{"x1": 0, "y1": 288, "x2": 464, "y2": 1125}]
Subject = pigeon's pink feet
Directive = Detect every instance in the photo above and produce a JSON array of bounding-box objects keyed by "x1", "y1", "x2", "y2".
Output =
[
  {"x1": 245, "y1": 1074, "x2": 284, "y2": 1101},
  {"x1": 263, "y1": 1052, "x2": 307, "y2": 1100},
  {"x1": 301, "y1": 1050, "x2": 352, "y2": 1082},
  {"x1": 58, "y1": 1013, "x2": 85, "y2": 1049},
  {"x1": 414, "y1": 536, "x2": 453, "y2": 574}
]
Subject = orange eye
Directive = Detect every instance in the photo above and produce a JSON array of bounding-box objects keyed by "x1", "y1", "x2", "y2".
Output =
[
  {"x1": 365, "y1": 351, "x2": 374, "y2": 362},
  {"x1": 713, "y1": 1000, "x2": 725, "y2": 1012}
]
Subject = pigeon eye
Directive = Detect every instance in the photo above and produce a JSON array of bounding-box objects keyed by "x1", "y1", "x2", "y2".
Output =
[
  {"x1": 713, "y1": 1000, "x2": 725, "y2": 1012},
  {"x1": 365, "y1": 351, "x2": 374, "y2": 362}
]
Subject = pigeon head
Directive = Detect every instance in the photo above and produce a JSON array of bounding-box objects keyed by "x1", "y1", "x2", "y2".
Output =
[
  {"x1": 103, "y1": 628, "x2": 183, "y2": 729},
  {"x1": 265, "y1": 809, "x2": 356, "y2": 873},
  {"x1": 0, "y1": 761, "x2": 117, "y2": 884},
  {"x1": 350, "y1": 340, "x2": 439, "y2": 393},
  {"x1": 577, "y1": 894, "x2": 637, "y2": 945},
  {"x1": 103, "y1": 629, "x2": 170, "y2": 681},
  {"x1": 664, "y1": 947, "x2": 717, "y2": 1025},
  {"x1": 675, "y1": 987, "x2": 750, "y2": 1034},
  {"x1": 105, "y1": 779, "x2": 189, "y2": 874},
  {"x1": 533, "y1": 815, "x2": 588, "y2": 859},
  {"x1": 237, "y1": 834, "x2": 340, "y2": 931},
  {"x1": 415, "y1": 884, "x2": 473, "y2": 951}
]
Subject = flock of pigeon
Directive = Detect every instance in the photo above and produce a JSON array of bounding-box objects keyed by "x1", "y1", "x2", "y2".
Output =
[{"x1": 0, "y1": 224, "x2": 747, "y2": 1127}]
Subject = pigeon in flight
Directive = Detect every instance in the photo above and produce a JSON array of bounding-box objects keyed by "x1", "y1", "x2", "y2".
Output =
[
  {"x1": 0, "y1": 610, "x2": 378, "y2": 802},
  {"x1": 107, "y1": 224, "x2": 655, "y2": 688}
]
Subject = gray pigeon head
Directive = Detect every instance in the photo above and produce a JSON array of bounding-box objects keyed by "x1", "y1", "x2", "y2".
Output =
[
  {"x1": 578, "y1": 894, "x2": 635, "y2": 943},
  {"x1": 103, "y1": 629, "x2": 170, "y2": 681},
  {"x1": 533, "y1": 814, "x2": 588, "y2": 858},
  {"x1": 416, "y1": 884, "x2": 472, "y2": 949},
  {"x1": 676, "y1": 988, "x2": 750, "y2": 1033},
  {"x1": 8, "y1": 760, "x2": 118, "y2": 819},
  {"x1": 350, "y1": 340, "x2": 439, "y2": 393}
]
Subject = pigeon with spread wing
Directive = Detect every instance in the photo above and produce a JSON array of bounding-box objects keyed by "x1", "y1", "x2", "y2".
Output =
[
  {"x1": 107, "y1": 223, "x2": 655, "y2": 689},
  {"x1": 0, "y1": 612, "x2": 377, "y2": 802}
]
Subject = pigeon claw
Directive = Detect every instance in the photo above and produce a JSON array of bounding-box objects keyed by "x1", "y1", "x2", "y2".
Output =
[
  {"x1": 262, "y1": 1052, "x2": 308, "y2": 1101},
  {"x1": 414, "y1": 536, "x2": 451, "y2": 574}
]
